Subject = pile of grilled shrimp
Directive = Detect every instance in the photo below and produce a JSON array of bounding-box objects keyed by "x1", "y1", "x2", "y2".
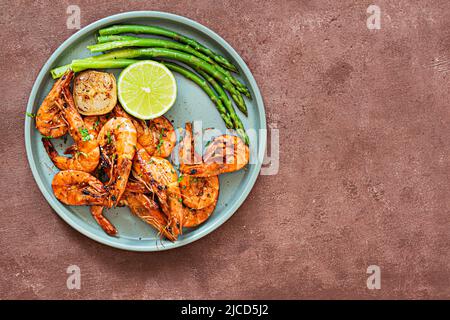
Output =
[{"x1": 34, "y1": 70, "x2": 249, "y2": 241}]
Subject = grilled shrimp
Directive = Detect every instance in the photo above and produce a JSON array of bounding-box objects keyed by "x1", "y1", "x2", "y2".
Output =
[
  {"x1": 97, "y1": 117, "x2": 137, "y2": 207},
  {"x1": 180, "y1": 134, "x2": 249, "y2": 177},
  {"x1": 35, "y1": 71, "x2": 73, "y2": 138},
  {"x1": 52, "y1": 170, "x2": 108, "y2": 206},
  {"x1": 42, "y1": 81, "x2": 100, "y2": 173},
  {"x1": 179, "y1": 122, "x2": 219, "y2": 210},
  {"x1": 120, "y1": 192, "x2": 177, "y2": 241},
  {"x1": 149, "y1": 116, "x2": 176, "y2": 158},
  {"x1": 183, "y1": 197, "x2": 218, "y2": 227},
  {"x1": 112, "y1": 104, "x2": 156, "y2": 155},
  {"x1": 133, "y1": 145, "x2": 183, "y2": 236}
]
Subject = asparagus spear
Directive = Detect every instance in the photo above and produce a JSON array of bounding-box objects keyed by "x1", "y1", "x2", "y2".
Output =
[
  {"x1": 160, "y1": 62, "x2": 233, "y2": 129},
  {"x1": 89, "y1": 37, "x2": 218, "y2": 62},
  {"x1": 96, "y1": 35, "x2": 137, "y2": 43},
  {"x1": 195, "y1": 69, "x2": 249, "y2": 145},
  {"x1": 98, "y1": 24, "x2": 238, "y2": 73},
  {"x1": 70, "y1": 59, "x2": 137, "y2": 72},
  {"x1": 51, "y1": 64, "x2": 72, "y2": 79},
  {"x1": 53, "y1": 48, "x2": 248, "y2": 115},
  {"x1": 91, "y1": 35, "x2": 251, "y2": 99}
]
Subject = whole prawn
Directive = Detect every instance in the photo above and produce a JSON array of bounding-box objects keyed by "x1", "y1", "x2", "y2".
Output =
[
  {"x1": 42, "y1": 73, "x2": 100, "y2": 173},
  {"x1": 96, "y1": 116, "x2": 137, "y2": 207},
  {"x1": 132, "y1": 144, "x2": 184, "y2": 237},
  {"x1": 180, "y1": 134, "x2": 249, "y2": 177},
  {"x1": 36, "y1": 71, "x2": 73, "y2": 138},
  {"x1": 52, "y1": 170, "x2": 108, "y2": 206}
]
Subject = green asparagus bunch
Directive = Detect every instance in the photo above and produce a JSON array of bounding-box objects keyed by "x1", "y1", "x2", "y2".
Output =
[
  {"x1": 90, "y1": 35, "x2": 251, "y2": 99},
  {"x1": 98, "y1": 25, "x2": 237, "y2": 72},
  {"x1": 50, "y1": 24, "x2": 251, "y2": 145}
]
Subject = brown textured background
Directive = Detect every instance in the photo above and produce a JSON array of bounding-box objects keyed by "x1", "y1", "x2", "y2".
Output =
[{"x1": 1, "y1": 0, "x2": 449, "y2": 299}]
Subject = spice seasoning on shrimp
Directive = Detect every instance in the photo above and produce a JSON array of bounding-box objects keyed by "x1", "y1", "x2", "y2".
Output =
[{"x1": 97, "y1": 117, "x2": 137, "y2": 207}]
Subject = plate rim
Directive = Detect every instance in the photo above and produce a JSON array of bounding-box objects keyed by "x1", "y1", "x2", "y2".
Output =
[{"x1": 25, "y1": 11, "x2": 266, "y2": 251}]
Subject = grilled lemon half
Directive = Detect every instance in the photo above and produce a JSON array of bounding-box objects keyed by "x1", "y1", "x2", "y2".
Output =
[{"x1": 73, "y1": 70, "x2": 117, "y2": 116}]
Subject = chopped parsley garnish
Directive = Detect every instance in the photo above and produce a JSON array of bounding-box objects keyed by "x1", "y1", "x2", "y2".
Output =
[
  {"x1": 106, "y1": 131, "x2": 112, "y2": 144},
  {"x1": 156, "y1": 140, "x2": 163, "y2": 152},
  {"x1": 156, "y1": 128, "x2": 166, "y2": 152},
  {"x1": 42, "y1": 135, "x2": 53, "y2": 139},
  {"x1": 177, "y1": 174, "x2": 183, "y2": 183},
  {"x1": 25, "y1": 112, "x2": 36, "y2": 118},
  {"x1": 79, "y1": 128, "x2": 90, "y2": 141}
]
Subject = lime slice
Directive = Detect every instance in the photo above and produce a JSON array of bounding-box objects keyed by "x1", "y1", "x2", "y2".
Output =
[{"x1": 117, "y1": 60, "x2": 177, "y2": 119}]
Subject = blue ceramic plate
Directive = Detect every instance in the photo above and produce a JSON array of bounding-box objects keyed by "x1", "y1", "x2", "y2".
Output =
[{"x1": 25, "y1": 11, "x2": 266, "y2": 251}]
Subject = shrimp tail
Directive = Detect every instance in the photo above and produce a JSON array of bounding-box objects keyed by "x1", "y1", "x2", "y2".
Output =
[
  {"x1": 90, "y1": 206, "x2": 117, "y2": 236},
  {"x1": 109, "y1": 157, "x2": 133, "y2": 207},
  {"x1": 42, "y1": 138, "x2": 59, "y2": 162}
]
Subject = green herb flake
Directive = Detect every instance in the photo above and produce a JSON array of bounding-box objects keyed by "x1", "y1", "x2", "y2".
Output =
[
  {"x1": 106, "y1": 131, "x2": 112, "y2": 144},
  {"x1": 79, "y1": 128, "x2": 91, "y2": 141},
  {"x1": 26, "y1": 112, "x2": 36, "y2": 118},
  {"x1": 76, "y1": 151, "x2": 88, "y2": 158}
]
